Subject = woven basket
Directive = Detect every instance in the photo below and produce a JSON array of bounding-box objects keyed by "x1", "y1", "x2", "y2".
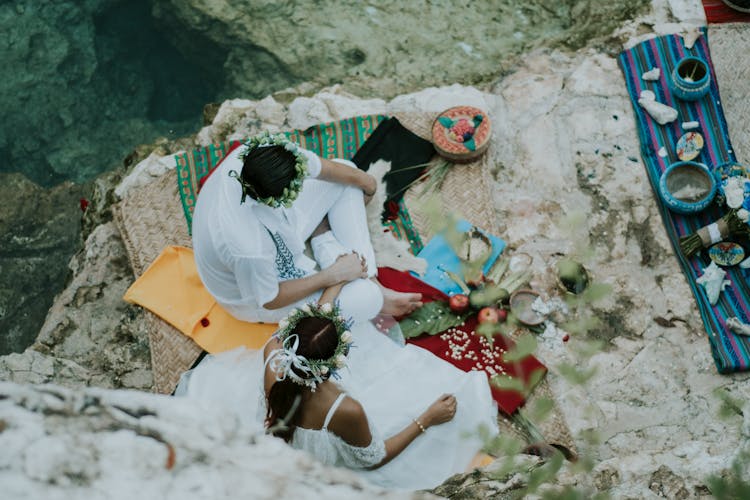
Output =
[{"x1": 431, "y1": 106, "x2": 492, "y2": 163}]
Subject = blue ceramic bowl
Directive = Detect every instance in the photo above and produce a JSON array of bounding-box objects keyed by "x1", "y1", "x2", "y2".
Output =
[
  {"x1": 659, "y1": 161, "x2": 717, "y2": 214},
  {"x1": 669, "y1": 56, "x2": 711, "y2": 102}
]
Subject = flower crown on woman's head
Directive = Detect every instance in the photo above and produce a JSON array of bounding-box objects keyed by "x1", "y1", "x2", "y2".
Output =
[
  {"x1": 228, "y1": 131, "x2": 308, "y2": 208},
  {"x1": 266, "y1": 302, "x2": 354, "y2": 391}
]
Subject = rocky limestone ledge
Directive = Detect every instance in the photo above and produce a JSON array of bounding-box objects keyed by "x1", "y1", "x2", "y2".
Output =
[
  {"x1": 0, "y1": 382, "x2": 432, "y2": 500},
  {"x1": 150, "y1": 0, "x2": 658, "y2": 100}
]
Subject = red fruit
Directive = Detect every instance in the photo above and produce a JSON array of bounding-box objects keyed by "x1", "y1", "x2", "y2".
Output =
[
  {"x1": 477, "y1": 307, "x2": 500, "y2": 324},
  {"x1": 562, "y1": 334, "x2": 570, "y2": 342},
  {"x1": 496, "y1": 308, "x2": 508, "y2": 322},
  {"x1": 449, "y1": 294, "x2": 470, "y2": 313},
  {"x1": 465, "y1": 271, "x2": 485, "y2": 288}
]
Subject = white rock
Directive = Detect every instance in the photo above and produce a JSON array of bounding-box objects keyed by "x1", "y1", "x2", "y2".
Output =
[
  {"x1": 115, "y1": 152, "x2": 178, "y2": 199},
  {"x1": 682, "y1": 120, "x2": 700, "y2": 130},
  {"x1": 682, "y1": 25, "x2": 703, "y2": 49},
  {"x1": 638, "y1": 90, "x2": 678, "y2": 125},
  {"x1": 641, "y1": 68, "x2": 661, "y2": 81}
]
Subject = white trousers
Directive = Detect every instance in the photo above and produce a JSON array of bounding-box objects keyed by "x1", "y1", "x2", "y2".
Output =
[{"x1": 291, "y1": 160, "x2": 383, "y2": 322}]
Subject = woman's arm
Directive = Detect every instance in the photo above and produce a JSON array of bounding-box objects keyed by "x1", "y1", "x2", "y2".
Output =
[
  {"x1": 317, "y1": 158, "x2": 377, "y2": 198},
  {"x1": 318, "y1": 283, "x2": 344, "y2": 305},
  {"x1": 329, "y1": 394, "x2": 458, "y2": 469},
  {"x1": 263, "y1": 253, "x2": 366, "y2": 309}
]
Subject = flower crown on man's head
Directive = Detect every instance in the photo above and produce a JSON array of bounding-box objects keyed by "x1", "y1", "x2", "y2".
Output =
[
  {"x1": 266, "y1": 302, "x2": 354, "y2": 391},
  {"x1": 228, "y1": 131, "x2": 308, "y2": 208}
]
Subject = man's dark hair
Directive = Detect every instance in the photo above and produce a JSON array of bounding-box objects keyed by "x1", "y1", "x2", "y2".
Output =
[{"x1": 240, "y1": 145, "x2": 298, "y2": 200}]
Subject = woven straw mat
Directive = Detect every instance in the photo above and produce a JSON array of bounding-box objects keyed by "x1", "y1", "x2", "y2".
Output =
[
  {"x1": 113, "y1": 170, "x2": 201, "y2": 395},
  {"x1": 710, "y1": 23, "x2": 750, "y2": 165}
]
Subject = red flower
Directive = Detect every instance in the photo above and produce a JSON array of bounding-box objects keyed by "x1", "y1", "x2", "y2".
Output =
[{"x1": 79, "y1": 198, "x2": 90, "y2": 212}]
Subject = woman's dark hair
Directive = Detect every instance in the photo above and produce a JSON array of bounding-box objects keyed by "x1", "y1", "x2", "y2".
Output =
[
  {"x1": 266, "y1": 316, "x2": 339, "y2": 442},
  {"x1": 241, "y1": 145, "x2": 298, "y2": 201}
]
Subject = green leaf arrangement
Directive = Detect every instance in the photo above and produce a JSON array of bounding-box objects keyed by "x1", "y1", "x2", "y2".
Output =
[{"x1": 398, "y1": 301, "x2": 470, "y2": 339}]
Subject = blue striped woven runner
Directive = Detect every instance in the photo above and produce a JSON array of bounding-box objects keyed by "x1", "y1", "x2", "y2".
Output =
[{"x1": 618, "y1": 30, "x2": 750, "y2": 373}]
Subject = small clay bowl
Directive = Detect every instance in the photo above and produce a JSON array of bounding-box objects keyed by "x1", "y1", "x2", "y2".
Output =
[
  {"x1": 510, "y1": 289, "x2": 547, "y2": 326},
  {"x1": 658, "y1": 161, "x2": 717, "y2": 214}
]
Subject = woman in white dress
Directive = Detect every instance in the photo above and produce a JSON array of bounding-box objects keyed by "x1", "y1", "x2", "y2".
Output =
[{"x1": 178, "y1": 298, "x2": 499, "y2": 490}]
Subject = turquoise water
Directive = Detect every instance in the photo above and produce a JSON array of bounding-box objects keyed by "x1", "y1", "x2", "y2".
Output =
[{"x1": 0, "y1": 0, "x2": 229, "y2": 186}]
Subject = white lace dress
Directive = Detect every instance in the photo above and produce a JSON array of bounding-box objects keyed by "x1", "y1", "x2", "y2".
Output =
[
  {"x1": 292, "y1": 393, "x2": 387, "y2": 468},
  {"x1": 177, "y1": 320, "x2": 498, "y2": 490}
]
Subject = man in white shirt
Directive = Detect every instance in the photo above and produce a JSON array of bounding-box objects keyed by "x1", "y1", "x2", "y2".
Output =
[{"x1": 192, "y1": 134, "x2": 422, "y2": 324}]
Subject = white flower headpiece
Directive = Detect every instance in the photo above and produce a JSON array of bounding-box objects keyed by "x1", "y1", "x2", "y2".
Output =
[
  {"x1": 266, "y1": 302, "x2": 354, "y2": 390},
  {"x1": 228, "y1": 130, "x2": 308, "y2": 208}
]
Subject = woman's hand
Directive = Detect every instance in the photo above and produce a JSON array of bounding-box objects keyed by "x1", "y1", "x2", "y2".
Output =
[
  {"x1": 326, "y1": 252, "x2": 368, "y2": 285},
  {"x1": 360, "y1": 173, "x2": 377, "y2": 205},
  {"x1": 420, "y1": 394, "x2": 457, "y2": 428}
]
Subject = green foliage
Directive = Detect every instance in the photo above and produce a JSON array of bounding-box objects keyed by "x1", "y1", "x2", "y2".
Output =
[
  {"x1": 398, "y1": 300, "x2": 469, "y2": 338},
  {"x1": 557, "y1": 361, "x2": 598, "y2": 385},
  {"x1": 706, "y1": 450, "x2": 750, "y2": 500},
  {"x1": 525, "y1": 396, "x2": 555, "y2": 424},
  {"x1": 491, "y1": 374, "x2": 526, "y2": 394},
  {"x1": 714, "y1": 387, "x2": 744, "y2": 419},
  {"x1": 502, "y1": 334, "x2": 538, "y2": 362}
]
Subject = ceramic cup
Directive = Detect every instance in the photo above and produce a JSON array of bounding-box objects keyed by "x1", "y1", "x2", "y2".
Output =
[
  {"x1": 659, "y1": 161, "x2": 717, "y2": 214},
  {"x1": 669, "y1": 56, "x2": 711, "y2": 101}
]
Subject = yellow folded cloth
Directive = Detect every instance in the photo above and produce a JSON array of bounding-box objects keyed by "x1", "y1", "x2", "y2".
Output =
[{"x1": 124, "y1": 246, "x2": 276, "y2": 353}]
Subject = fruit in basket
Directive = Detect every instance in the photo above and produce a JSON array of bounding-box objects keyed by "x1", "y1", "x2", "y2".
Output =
[{"x1": 448, "y1": 294, "x2": 470, "y2": 313}]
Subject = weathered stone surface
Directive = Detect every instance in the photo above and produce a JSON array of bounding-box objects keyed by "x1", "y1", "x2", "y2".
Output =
[
  {"x1": 32, "y1": 222, "x2": 152, "y2": 391},
  {"x1": 0, "y1": 382, "x2": 432, "y2": 500},
  {"x1": 152, "y1": 0, "x2": 651, "y2": 100},
  {"x1": 0, "y1": 173, "x2": 84, "y2": 355}
]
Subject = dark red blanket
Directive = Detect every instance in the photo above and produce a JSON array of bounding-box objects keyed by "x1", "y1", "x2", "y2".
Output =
[
  {"x1": 702, "y1": 0, "x2": 750, "y2": 23},
  {"x1": 378, "y1": 267, "x2": 547, "y2": 415}
]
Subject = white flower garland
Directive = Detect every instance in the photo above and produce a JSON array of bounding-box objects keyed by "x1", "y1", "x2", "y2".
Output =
[
  {"x1": 267, "y1": 302, "x2": 354, "y2": 390},
  {"x1": 229, "y1": 131, "x2": 308, "y2": 208}
]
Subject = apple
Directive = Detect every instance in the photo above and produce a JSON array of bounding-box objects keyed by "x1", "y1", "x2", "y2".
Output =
[
  {"x1": 496, "y1": 308, "x2": 508, "y2": 322},
  {"x1": 448, "y1": 294, "x2": 470, "y2": 313},
  {"x1": 477, "y1": 306, "x2": 500, "y2": 324}
]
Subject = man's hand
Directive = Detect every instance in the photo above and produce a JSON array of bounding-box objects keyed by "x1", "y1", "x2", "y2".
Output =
[{"x1": 326, "y1": 252, "x2": 368, "y2": 285}]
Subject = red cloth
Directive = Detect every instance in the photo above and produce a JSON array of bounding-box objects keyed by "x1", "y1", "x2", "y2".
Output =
[
  {"x1": 198, "y1": 141, "x2": 243, "y2": 191},
  {"x1": 702, "y1": 0, "x2": 750, "y2": 23},
  {"x1": 378, "y1": 267, "x2": 547, "y2": 415}
]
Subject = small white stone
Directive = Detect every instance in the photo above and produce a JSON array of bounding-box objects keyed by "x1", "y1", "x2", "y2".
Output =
[
  {"x1": 682, "y1": 121, "x2": 700, "y2": 130},
  {"x1": 641, "y1": 68, "x2": 661, "y2": 81}
]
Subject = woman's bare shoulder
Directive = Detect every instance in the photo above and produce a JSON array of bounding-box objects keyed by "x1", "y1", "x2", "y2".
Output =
[{"x1": 328, "y1": 396, "x2": 372, "y2": 447}]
